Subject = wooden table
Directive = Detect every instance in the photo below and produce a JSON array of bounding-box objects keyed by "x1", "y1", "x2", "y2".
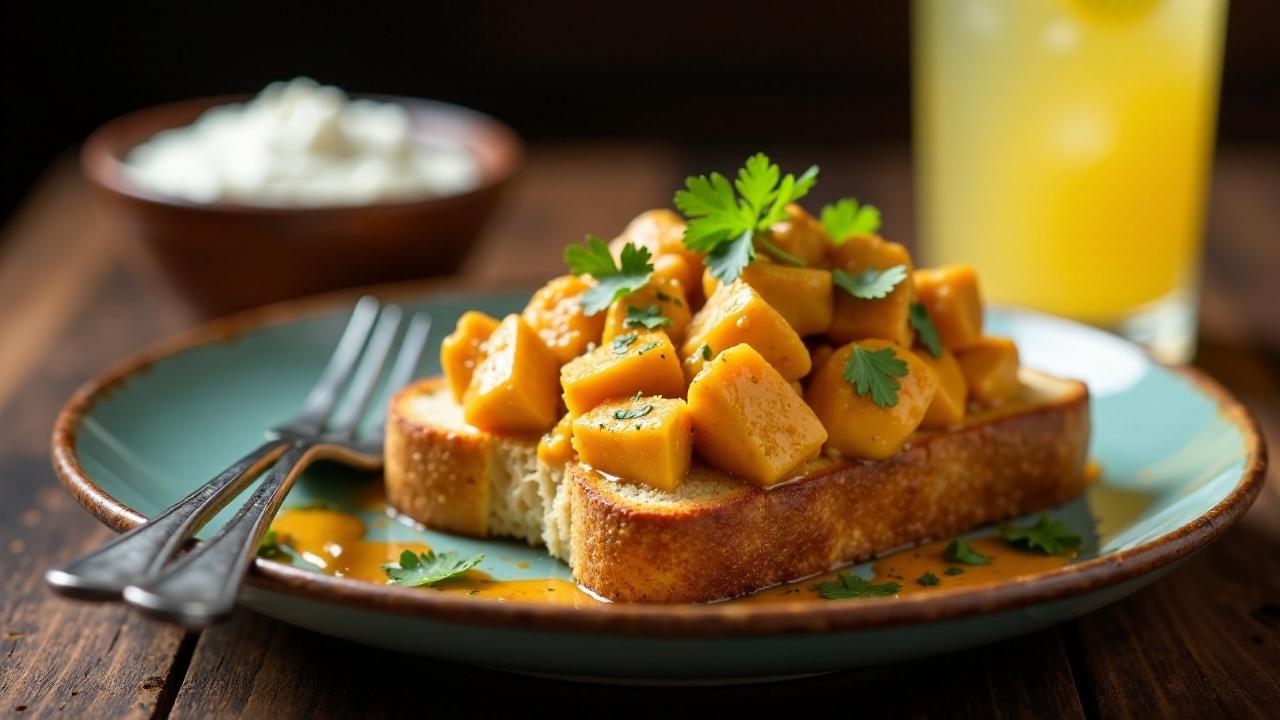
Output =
[{"x1": 1, "y1": 143, "x2": 1276, "y2": 718}]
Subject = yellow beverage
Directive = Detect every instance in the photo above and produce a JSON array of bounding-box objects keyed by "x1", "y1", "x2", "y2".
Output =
[{"x1": 914, "y1": 0, "x2": 1226, "y2": 360}]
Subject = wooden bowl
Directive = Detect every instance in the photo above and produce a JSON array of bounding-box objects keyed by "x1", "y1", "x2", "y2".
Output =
[{"x1": 81, "y1": 95, "x2": 521, "y2": 316}]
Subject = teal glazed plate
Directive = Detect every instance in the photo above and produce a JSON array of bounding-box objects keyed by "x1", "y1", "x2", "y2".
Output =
[{"x1": 52, "y1": 282, "x2": 1266, "y2": 682}]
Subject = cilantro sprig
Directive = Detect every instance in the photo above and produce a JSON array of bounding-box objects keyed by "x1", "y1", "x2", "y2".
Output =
[
  {"x1": 999, "y1": 515, "x2": 1082, "y2": 555},
  {"x1": 564, "y1": 236, "x2": 654, "y2": 315},
  {"x1": 381, "y1": 549, "x2": 484, "y2": 588},
  {"x1": 819, "y1": 198, "x2": 882, "y2": 244},
  {"x1": 844, "y1": 345, "x2": 909, "y2": 408},
  {"x1": 624, "y1": 305, "x2": 671, "y2": 330},
  {"x1": 832, "y1": 265, "x2": 908, "y2": 300},
  {"x1": 909, "y1": 303, "x2": 943, "y2": 358},
  {"x1": 673, "y1": 153, "x2": 818, "y2": 283},
  {"x1": 943, "y1": 538, "x2": 992, "y2": 566},
  {"x1": 816, "y1": 573, "x2": 902, "y2": 600}
]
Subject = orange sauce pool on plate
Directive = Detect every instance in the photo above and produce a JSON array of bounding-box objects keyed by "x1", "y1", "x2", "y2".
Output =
[
  {"x1": 266, "y1": 505, "x2": 1072, "y2": 606},
  {"x1": 736, "y1": 536, "x2": 1072, "y2": 603},
  {"x1": 266, "y1": 507, "x2": 595, "y2": 604}
]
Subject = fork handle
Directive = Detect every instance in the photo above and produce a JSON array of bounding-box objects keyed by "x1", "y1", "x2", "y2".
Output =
[
  {"x1": 123, "y1": 441, "x2": 318, "y2": 627},
  {"x1": 45, "y1": 440, "x2": 290, "y2": 600}
]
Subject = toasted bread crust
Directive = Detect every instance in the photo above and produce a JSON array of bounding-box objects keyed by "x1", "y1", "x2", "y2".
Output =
[
  {"x1": 385, "y1": 378, "x2": 493, "y2": 537},
  {"x1": 386, "y1": 375, "x2": 1090, "y2": 602},
  {"x1": 569, "y1": 383, "x2": 1090, "y2": 601}
]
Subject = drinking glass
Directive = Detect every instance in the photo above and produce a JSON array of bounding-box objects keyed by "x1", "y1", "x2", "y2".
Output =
[{"x1": 913, "y1": 0, "x2": 1227, "y2": 362}]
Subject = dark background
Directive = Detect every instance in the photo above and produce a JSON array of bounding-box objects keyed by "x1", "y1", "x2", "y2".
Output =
[{"x1": 1, "y1": 1, "x2": 1277, "y2": 224}]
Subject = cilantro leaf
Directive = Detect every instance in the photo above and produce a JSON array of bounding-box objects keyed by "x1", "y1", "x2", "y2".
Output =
[
  {"x1": 700, "y1": 343, "x2": 713, "y2": 361},
  {"x1": 832, "y1": 265, "x2": 908, "y2": 300},
  {"x1": 944, "y1": 538, "x2": 992, "y2": 566},
  {"x1": 909, "y1": 303, "x2": 943, "y2": 358},
  {"x1": 624, "y1": 305, "x2": 672, "y2": 330},
  {"x1": 816, "y1": 573, "x2": 902, "y2": 600},
  {"x1": 564, "y1": 236, "x2": 653, "y2": 315},
  {"x1": 820, "y1": 198, "x2": 882, "y2": 244},
  {"x1": 381, "y1": 549, "x2": 484, "y2": 588},
  {"x1": 999, "y1": 515, "x2": 1082, "y2": 555},
  {"x1": 843, "y1": 345, "x2": 909, "y2": 407},
  {"x1": 674, "y1": 153, "x2": 818, "y2": 282},
  {"x1": 917, "y1": 572, "x2": 940, "y2": 587}
]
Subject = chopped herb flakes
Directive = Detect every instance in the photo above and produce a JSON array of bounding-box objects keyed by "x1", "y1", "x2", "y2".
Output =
[
  {"x1": 613, "y1": 404, "x2": 653, "y2": 421},
  {"x1": 944, "y1": 566, "x2": 966, "y2": 576},
  {"x1": 611, "y1": 333, "x2": 637, "y2": 354},
  {"x1": 916, "y1": 572, "x2": 940, "y2": 587},
  {"x1": 700, "y1": 344, "x2": 713, "y2": 361},
  {"x1": 636, "y1": 341, "x2": 661, "y2": 355}
]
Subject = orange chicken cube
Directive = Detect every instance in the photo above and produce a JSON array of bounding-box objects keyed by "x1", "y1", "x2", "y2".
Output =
[
  {"x1": 703, "y1": 263, "x2": 834, "y2": 337},
  {"x1": 768, "y1": 204, "x2": 832, "y2": 268},
  {"x1": 522, "y1": 275, "x2": 606, "y2": 364},
  {"x1": 537, "y1": 412, "x2": 576, "y2": 466},
  {"x1": 602, "y1": 276, "x2": 693, "y2": 346},
  {"x1": 681, "y1": 281, "x2": 811, "y2": 381},
  {"x1": 828, "y1": 235, "x2": 916, "y2": 347},
  {"x1": 572, "y1": 396, "x2": 694, "y2": 492},
  {"x1": 914, "y1": 265, "x2": 984, "y2": 351},
  {"x1": 559, "y1": 331, "x2": 685, "y2": 416},
  {"x1": 610, "y1": 209, "x2": 705, "y2": 303},
  {"x1": 918, "y1": 348, "x2": 969, "y2": 429},
  {"x1": 805, "y1": 339, "x2": 939, "y2": 460},
  {"x1": 463, "y1": 315, "x2": 562, "y2": 434},
  {"x1": 440, "y1": 311, "x2": 500, "y2": 403},
  {"x1": 956, "y1": 337, "x2": 1021, "y2": 404},
  {"x1": 687, "y1": 344, "x2": 828, "y2": 486}
]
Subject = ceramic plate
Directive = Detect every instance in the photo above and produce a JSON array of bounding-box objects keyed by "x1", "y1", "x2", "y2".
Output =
[{"x1": 52, "y1": 284, "x2": 1266, "y2": 682}]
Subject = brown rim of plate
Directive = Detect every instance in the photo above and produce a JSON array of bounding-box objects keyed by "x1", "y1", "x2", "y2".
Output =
[{"x1": 50, "y1": 279, "x2": 1269, "y2": 638}]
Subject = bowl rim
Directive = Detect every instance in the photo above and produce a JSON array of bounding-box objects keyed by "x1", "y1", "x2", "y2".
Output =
[
  {"x1": 49, "y1": 277, "x2": 1268, "y2": 637},
  {"x1": 80, "y1": 93, "x2": 524, "y2": 214}
]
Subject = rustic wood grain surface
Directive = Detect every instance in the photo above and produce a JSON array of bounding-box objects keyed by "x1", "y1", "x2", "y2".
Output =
[{"x1": 1, "y1": 144, "x2": 1276, "y2": 718}]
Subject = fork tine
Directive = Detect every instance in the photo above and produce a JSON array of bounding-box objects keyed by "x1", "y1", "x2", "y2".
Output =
[
  {"x1": 384, "y1": 313, "x2": 432, "y2": 398},
  {"x1": 279, "y1": 296, "x2": 380, "y2": 435},
  {"x1": 328, "y1": 305, "x2": 403, "y2": 439},
  {"x1": 368, "y1": 313, "x2": 432, "y2": 440}
]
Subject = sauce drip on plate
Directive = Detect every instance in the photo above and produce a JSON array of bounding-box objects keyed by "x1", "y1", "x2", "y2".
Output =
[{"x1": 267, "y1": 507, "x2": 594, "y2": 605}]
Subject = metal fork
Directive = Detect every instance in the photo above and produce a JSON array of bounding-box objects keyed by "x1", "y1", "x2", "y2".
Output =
[{"x1": 46, "y1": 296, "x2": 431, "y2": 627}]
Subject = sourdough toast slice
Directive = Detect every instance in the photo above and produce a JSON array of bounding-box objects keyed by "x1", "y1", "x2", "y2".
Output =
[{"x1": 385, "y1": 373, "x2": 1089, "y2": 602}]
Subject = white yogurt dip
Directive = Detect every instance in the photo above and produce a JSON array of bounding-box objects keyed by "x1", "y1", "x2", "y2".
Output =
[{"x1": 124, "y1": 78, "x2": 480, "y2": 206}]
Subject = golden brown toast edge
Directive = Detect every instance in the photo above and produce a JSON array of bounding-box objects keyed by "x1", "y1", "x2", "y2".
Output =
[
  {"x1": 569, "y1": 379, "x2": 1090, "y2": 602},
  {"x1": 385, "y1": 377, "x2": 493, "y2": 537}
]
